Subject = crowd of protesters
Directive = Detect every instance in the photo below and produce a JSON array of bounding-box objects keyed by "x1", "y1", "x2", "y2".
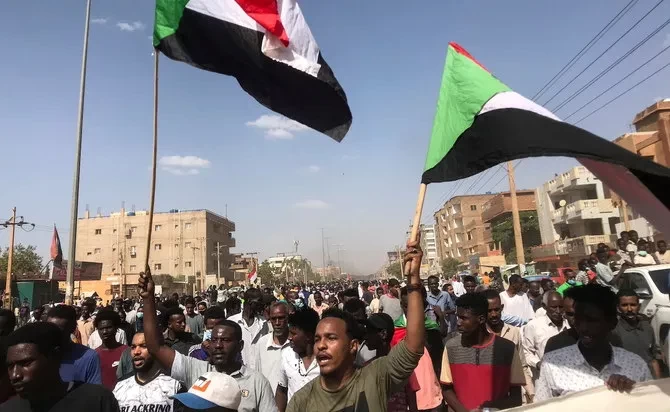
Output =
[{"x1": 0, "y1": 231, "x2": 667, "y2": 411}]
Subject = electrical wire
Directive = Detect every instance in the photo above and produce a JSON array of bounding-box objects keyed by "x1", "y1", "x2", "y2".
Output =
[
  {"x1": 573, "y1": 59, "x2": 670, "y2": 125},
  {"x1": 532, "y1": 0, "x2": 639, "y2": 101},
  {"x1": 553, "y1": 16, "x2": 670, "y2": 113},
  {"x1": 564, "y1": 43, "x2": 670, "y2": 120},
  {"x1": 542, "y1": 0, "x2": 664, "y2": 107}
]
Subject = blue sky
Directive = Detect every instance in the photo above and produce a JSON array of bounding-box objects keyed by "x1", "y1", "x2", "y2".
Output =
[{"x1": 2, "y1": 0, "x2": 669, "y2": 275}]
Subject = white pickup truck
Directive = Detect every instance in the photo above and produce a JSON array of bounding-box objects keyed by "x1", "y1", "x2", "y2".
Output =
[{"x1": 618, "y1": 264, "x2": 670, "y2": 357}]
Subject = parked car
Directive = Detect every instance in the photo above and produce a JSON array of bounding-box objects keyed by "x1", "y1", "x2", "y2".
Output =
[{"x1": 618, "y1": 264, "x2": 670, "y2": 353}]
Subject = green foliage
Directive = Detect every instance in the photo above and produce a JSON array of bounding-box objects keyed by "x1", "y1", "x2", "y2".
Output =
[
  {"x1": 0, "y1": 244, "x2": 43, "y2": 275},
  {"x1": 387, "y1": 261, "x2": 402, "y2": 278},
  {"x1": 491, "y1": 211, "x2": 542, "y2": 264},
  {"x1": 257, "y1": 260, "x2": 275, "y2": 280},
  {"x1": 441, "y1": 257, "x2": 461, "y2": 277}
]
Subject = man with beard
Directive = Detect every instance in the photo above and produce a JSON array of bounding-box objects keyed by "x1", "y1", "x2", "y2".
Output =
[
  {"x1": 483, "y1": 289, "x2": 534, "y2": 404},
  {"x1": 285, "y1": 240, "x2": 425, "y2": 411},
  {"x1": 227, "y1": 288, "x2": 270, "y2": 371},
  {"x1": 535, "y1": 284, "x2": 651, "y2": 400},
  {"x1": 0, "y1": 322, "x2": 118, "y2": 412},
  {"x1": 113, "y1": 332, "x2": 181, "y2": 412},
  {"x1": 188, "y1": 306, "x2": 228, "y2": 361},
  {"x1": 254, "y1": 302, "x2": 291, "y2": 395},
  {"x1": 612, "y1": 289, "x2": 662, "y2": 378},
  {"x1": 163, "y1": 307, "x2": 202, "y2": 356},
  {"x1": 138, "y1": 270, "x2": 277, "y2": 412},
  {"x1": 521, "y1": 291, "x2": 569, "y2": 380},
  {"x1": 275, "y1": 308, "x2": 320, "y2": 412}
]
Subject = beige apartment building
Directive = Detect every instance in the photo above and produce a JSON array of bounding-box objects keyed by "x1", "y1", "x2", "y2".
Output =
[
  {"x1": 74, "y1": 208, "x2": 235, "y2": 294},
  {"x1": 434, "y1": 194, "x2": 495, "y2": 262},
  {"x1": 481, "y1": 190, "x2": 537, "y2": 248}
]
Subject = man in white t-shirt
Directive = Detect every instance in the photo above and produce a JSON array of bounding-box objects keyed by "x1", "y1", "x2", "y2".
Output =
[
  {"x1": 499, "y1": 275, "x2": 535, "y2": 324},
  {"x1": 113, "y1": 332, "x2": 182, "y2": 411},
  {"x1": 275, "y1": 308, "x2": 321, "y2": 410}
]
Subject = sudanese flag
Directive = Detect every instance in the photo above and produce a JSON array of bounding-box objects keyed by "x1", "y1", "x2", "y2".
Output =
[{"x1": 153, "y1": 0, "x2": 352, "y2": 141}]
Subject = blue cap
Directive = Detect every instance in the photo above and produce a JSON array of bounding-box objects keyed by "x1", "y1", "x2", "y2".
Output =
[{"x1": 171, "y1": 392, "x2": 219, "y2": 410}]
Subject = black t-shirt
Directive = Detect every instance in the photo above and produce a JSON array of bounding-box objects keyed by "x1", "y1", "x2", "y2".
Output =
[{"x1": 0, "y1": 382, "x2": 119, "y2": 412}]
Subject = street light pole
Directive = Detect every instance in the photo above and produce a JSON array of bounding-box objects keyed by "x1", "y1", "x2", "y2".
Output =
[{"x1": 2, "y1": 209, "x2": 35, "y2": 309}]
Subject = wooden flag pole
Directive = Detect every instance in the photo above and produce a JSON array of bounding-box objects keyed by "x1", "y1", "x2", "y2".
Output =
[
  {"x1": 406, "y1": 183, "x2": 427, "y2": 275},
  {"x1": 144, "y1": 49, "x2": 160, "y2": 274},
  {"x1": 409, "y1": 184, "x2": 427, "y2": 242}
]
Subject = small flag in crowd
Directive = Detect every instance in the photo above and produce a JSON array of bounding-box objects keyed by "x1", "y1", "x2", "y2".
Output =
[
  {"x1": 50, "y1": 225, "x2": 63, "y2": 266},
  {"x1": 247, "y1": 261, "x2": 257, "y2": 283},
  {"x1": 421, "y1": 43, "x2": 670, "y2": 231},
  {"x1": 153, "y1": 0, "x2": 352, "y2": 141}
]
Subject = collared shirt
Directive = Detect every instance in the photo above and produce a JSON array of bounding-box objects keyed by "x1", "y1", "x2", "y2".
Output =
[
  {"x1": 227, "y1": 312, "x2": 270, "y2": 370},
  {"x1": 253, "y1": 333, "x2": 290, "y2": 394},
  {"x1": 77, "y1": 318, "x2": 95, "y2": 346},
  {"x1": 500, "y1": 291, "x2": 535, "y2": 324},
  {"x1": 613, "y1": 317, "x2": 660, "y2": 365},
  {"x1": 521, "y1": 316, "x2": 569, "y2": 369},
  {"x1": 87, "y1": 328, "x2": 127, "y2": 350},
  {"x1": 535, "y1": 344, "x2": 652, "y2": 401},
  {"x1": 656, "y1": 250, "x2": 670, "y2": 264},
  {"x1": 171, "y1": 351, "x2": 278, "y2": 412},
  {"x1": 277, "y1": 348, "x2": 320, "y2": 402},
  {"x1": 427, "y1": 291, "x2": 454, "y2": 313},
  {"x1": 595, "y1": 262, "x2": 614, "y2": 286}
]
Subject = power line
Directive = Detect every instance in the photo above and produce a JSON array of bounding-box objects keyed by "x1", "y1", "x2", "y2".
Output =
[
  {"x1": 532, "y1": 0, "x2": 639, "y2": 101},
  {"x1": 564, "y1": 43, "x2": 670, "y2": 121},
  {"x1": 573, "y1": 59, "x2": 670, "y2": 124},
  {"x1": 553, "y1": 16, "x2": 670, "y2": 113},
  {"x1": 542, "y1": 0, "x2": 664, "y2": 107}
]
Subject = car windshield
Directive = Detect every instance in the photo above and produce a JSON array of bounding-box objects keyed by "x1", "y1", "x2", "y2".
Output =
[{"x1": 649, "y1": 268, "x2": 670, "y2": 295}]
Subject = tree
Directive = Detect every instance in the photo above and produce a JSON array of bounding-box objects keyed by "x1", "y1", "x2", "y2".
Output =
[
  {"x1": 0, "y1": 244, "x2": 43, "y2": 275},
  {"x1": 387, "y1": 261, "x2": 402, "y2": 278},
  {"x1": 491, "y1": 211, "x2": 542, "y2": 264},
  {"x1": 257, "y1": 260, "x2": 274, "y2": 280},
  {"x1": 441, "y1": 257, "x2": 461, "y2": 277}
]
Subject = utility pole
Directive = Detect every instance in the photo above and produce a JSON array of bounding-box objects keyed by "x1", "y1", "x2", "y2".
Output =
[
  {"x1": 213, "y1": 241, "x2": 224, "y2": 287},
  {"x1": 191, "y1": 245, "x2": 199, "y2": 294},
  {"x1": 321, "y1": 228, "x2": 326, "y2": 281},
  {"x1": 507, "y1": 161, "x2": 525, "y2": 273},
  {"x1": 333, "y1": 244, "x2": 344, "y2": 277},
  {"x1": 2, "y1": 209, "x2": 35, "y2": 309}
]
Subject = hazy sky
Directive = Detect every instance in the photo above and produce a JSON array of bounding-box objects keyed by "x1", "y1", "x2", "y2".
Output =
[{"x1": 2, "y1": 0, "x2": 669, "y2": 275}]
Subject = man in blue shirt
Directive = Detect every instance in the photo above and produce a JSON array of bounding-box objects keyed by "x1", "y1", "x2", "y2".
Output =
[
  {"x1": 46, "y1": 305, "x2": 102, "y2": 384},
  {"x1": 427, "y1": 275, "x2": 455, "y2": 334}
]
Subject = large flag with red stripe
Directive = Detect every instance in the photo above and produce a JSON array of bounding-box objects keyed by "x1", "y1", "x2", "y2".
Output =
[{"x1": 153, "y1": 0, "x2": 352, "y2": 141}]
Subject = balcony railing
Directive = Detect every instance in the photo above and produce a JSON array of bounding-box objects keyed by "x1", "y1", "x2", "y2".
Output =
[
  {"x1": 551, "y1": 199, "x2": 617, "y2": 224},
  {"x1": 545, "y1": 166, "x2": 590, "y2": 193},
  {"x1": 532, "y1": 234, "x2": 616, "y2": 259}
]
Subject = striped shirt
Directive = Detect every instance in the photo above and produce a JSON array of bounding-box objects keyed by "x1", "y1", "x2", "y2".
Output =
[{"x1": 440, "y1": 333, "x2": 525, "y2": 410}]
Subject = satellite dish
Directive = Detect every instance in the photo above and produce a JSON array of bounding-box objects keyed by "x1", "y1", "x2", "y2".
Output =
[{"x1": 559, "y1": 199, "x2": 567, "y2": 207}]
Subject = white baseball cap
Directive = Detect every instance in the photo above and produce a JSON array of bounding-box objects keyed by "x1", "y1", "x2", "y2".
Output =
[{"x1": 172, "y1": 372, "x2": 241, "y2": 410}]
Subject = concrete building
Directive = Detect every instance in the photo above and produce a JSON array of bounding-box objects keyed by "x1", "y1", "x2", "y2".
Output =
[
  {"x1": 405, "y1": 224, "x2": 439, "y2": 268},
  {"x1": 74, "y1": 208, "x2": 235, "y2": 294},
  {"x1": 434, "y1": 194, "x2": 495, "y2": 262},
  {"x1": 481, "y1": 190, "x2": 537, "y2": 250},
  {"x1": 611, "y1": 99, "x2": 670, "y2": 239},
  {"x1": 532, "y1": 166, "x2": 620, "y2": 266}
]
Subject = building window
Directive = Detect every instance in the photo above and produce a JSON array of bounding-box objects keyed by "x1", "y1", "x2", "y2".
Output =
[
  {"x1": 185, "y1": 261, "x2": 192, "y2": 268},
  {"x1": 113, "y1": 228, "x2": 117, "y2": 233},
  {"x1": 155, "y1": 224, "x2": 162, "y2": 231},
  {"x1": 130, "y1": 246, "x2": 137, "y2": 257},
  {"x1": 86, "y1": 252, "x2": 92, "y2": 256},
  {"x1": 94, "y1": 248, "x2": 101, "y2": 254},
  {"x1": 175, "y1": 263, "x2": 179, "y2": 267},
  {"x1": 175, "y1": 224, "x2": 179, "y2": 229},
  {"x1": 112, "y1": 267, "x2": 116, "y2": 272},
  {"x1": 112, "y1": 247, "x2": 116, "y2": 252},
  {"x1": 174, "y1": 243, "x2": 179, "y2": 248},
  {"x1": 155, "y1": 244, "x2": 162, "y2": 251},
  {"x1": 470, "y1": 205, "x2": 477, "y2": 211},
  {"x1": 185, "y1": 242, "x2": 192, "y2": 248},
  {"x1": 95, "y1": 229, "x2": 102, "y2": 235},
  {"x1": 130, "y1": 265, "x2": 137, "y2": 272},
  {"x1": 131, "y1": 226, "x2": 137, "y2": 233},
  {"x1": 154, "y1": 263, "x2": 162, "y2": 271},
  {"x1": 185, "y1": 222, "x2": 192, "y2": 230}
]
